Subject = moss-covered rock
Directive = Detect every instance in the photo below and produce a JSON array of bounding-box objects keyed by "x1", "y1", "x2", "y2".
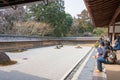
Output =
[
  {"x1": 0, "y1": 52, "x2": 17, "y2": 66},
  {"x1": 0, "y1": 52, "x2": 11, "y2": 63}
]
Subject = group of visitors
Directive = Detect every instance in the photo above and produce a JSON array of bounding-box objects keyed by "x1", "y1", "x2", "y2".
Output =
[{"x1": 95, "y1": 36, "x2": 120, "y2": 72}]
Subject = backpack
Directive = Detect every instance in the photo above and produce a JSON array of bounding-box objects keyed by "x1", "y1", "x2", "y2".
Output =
[{"x1": 107, "y1": 51, "x2": 117, "y2": 64}]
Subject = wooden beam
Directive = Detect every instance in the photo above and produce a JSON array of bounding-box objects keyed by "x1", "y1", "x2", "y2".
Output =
[
  {"x1": 2, "y1": 0, "x2": 8, "y2": 4},
  {"x1": 112, "y1": 24, "x2": 115, "y2": 45},
  {"x1": 109, "y1": 7, "x2": 120, "y2": 26},
  {"x1": 108, "y1": 26, "x2": 110, "y2": 37},
  {"x1": 0, "y1": 0, "x2": 43, "y2": 7},
  {"x1": 88, "y1": 0, "x2": 120, "y2": 7},
  {"x1": 83, "y1": 0, "x2": 96, "y2": 26}
]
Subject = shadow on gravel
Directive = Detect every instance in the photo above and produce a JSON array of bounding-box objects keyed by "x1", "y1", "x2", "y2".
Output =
[{"x1": 0, "y1": 70, "x2": 50, "y2": 80}]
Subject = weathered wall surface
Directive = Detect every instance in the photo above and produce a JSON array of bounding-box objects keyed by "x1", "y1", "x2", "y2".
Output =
[
  {"x1": 0, "y1": 35, "x2": 98, "y2": 51},
  {"x1": 0, "y1": 41, "x2": 58, "y2": 51}
]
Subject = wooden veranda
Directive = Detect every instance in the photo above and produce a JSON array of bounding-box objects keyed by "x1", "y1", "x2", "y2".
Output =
[
  {"x1": 84, "y1": 0, "x2": 120, "y2": 43},
  {"x1": 84, "y1": 1, "x2": 120, "y2": 80}
]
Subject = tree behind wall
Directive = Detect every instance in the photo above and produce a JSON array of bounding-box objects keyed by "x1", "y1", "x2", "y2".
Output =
[
  {"x1": 69, "y1": 10, "x2": 94, "y2": 36},
  {"x1": 0, "y1": 7, "x2": 25, "y2": 34},
  {"x1": 13, "y1": 21, "x2": 53, "y2": 36},
  {"x1": 93, "y1": 28, "x2": 108, "y2": 36},
  {"x1": 77, "y1": 9, "x2": 94, "y2": 33},
  {"x1": 26, "y1": 0, "x2": 73, "y2": 37}
]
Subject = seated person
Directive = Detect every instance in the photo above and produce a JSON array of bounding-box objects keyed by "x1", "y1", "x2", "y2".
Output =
[
  {"x1": 113, "y1": 38, "x2": 120, "y2": 50},
  {"x1": 96, "y1": 42, "x2": 105, "y2": 58},
  {"x1": 96, "y1": 41, "x2": 117, "y2": 72}
]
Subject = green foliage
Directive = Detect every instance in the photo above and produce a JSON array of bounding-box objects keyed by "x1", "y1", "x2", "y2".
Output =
[
  {"x1": 94, "y1": 41, "x2": 99, "y2": 48},
  {"x1": 69, "y1": 9, "x2": 94, "y2": 36},
  {"x1": 26, "y1": 0, "x2": 73, "y2": 37},
  {"x1": 65, "y1": 13, "x2": 73, "y2": 28},
  {"x1": 93, "y1": 28, "x2": 105, "y2": 36},
  {"x1": 78, "y1": 10, "x2": 94, "y2": 33},
  {"x1": 78, "y1": 21, "x2": 94, "y2": 33}
]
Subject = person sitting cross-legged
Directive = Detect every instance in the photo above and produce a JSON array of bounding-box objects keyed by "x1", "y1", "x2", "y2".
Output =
[{"x1": 96, "y1": 41, "x2": 117, "y2": 72}]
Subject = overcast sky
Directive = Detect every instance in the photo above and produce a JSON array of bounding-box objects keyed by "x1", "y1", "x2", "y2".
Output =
[{"x1": 64, "y1": 0, "x2": 86, "y2": 18}]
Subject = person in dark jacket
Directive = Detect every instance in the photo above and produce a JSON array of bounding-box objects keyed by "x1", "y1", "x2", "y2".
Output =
[
  {"x1": 113, "y1": 36, "x2": 120, "y2": 50},
  {"x1": 96, "y1": 41, "x2": 114, "y2": 72}
]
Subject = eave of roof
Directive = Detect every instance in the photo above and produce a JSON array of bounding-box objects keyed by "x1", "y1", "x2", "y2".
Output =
[
  {"x1": 84, "y1": 0, "x2": 120, "y2": 27},
  {"x1": 0, "y1": 0, "x2": 43, "y2": 8}
]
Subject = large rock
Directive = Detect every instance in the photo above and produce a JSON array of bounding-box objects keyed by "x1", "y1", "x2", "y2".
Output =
[{"x1": 0, "y1": 52, "x2": 11, "y2": 64}]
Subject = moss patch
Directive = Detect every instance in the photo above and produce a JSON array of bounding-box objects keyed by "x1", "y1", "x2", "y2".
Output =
[
  {"x1": 94, "y1": 41, "x2": 99, "y2": 48},
  {"x1": 0, "y1": 60, "x2": 17, "y2": 66}
]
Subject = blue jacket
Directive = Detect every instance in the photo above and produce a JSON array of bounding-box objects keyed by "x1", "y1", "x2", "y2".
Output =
[
  {"x1": 97, "y1": 47, "x2": 103, "y2": 54},
  {"x1": 113, "y1": 42, "x2": 120, "y2": 50}
]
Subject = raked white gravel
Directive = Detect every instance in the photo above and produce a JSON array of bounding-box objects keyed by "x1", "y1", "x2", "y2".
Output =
[{"x1": 0, "y1": 45, "x2": 92, "y2": 80}]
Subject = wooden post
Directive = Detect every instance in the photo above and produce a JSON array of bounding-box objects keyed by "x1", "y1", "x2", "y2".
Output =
[
  {"x1": 112, "y1": 23, "x2": 115, "y2": 45},
  {"x1": 109, "y1": 7, "x2": 120, "y2": 45},
  {"x1": 108, "y1": 26, "x2": 110, "y2": 38}
]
